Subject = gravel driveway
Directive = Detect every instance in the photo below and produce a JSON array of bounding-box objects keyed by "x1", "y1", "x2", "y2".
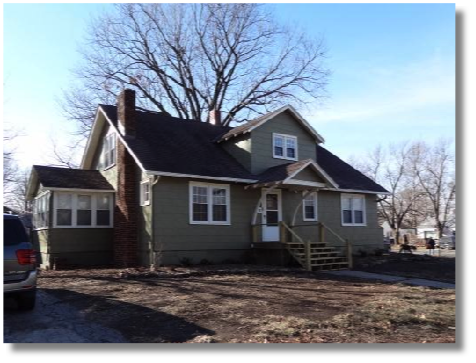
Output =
[{"x1": 4, "y1": 289, "x2": 127, "y2": 343}]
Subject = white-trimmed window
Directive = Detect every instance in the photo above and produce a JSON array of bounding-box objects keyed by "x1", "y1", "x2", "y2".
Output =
[
  {"x1": 140, "y1": 180, "x2": 151, "y2": 206},
  {"x1": 302, "y1": 192, "x2": 318, "y2": 221},
  {"x1": 54, "y1": 192, "x2": 114, "y2": 228},
  {"x1": 33, "y1": 192, "x2": 50, "y2": 229},
  {"x1": 273, "y1": 133, "x2": 297, "y2": 160},
  {"x1": 189, "y1": 182, "x2": 230, "y2": 225},
  {"x1": 341, "y1": 194, "x2": 366, "y2": 226},
  {"x1": 99, "y1": 132, "x2": 116, "y2": 170}
]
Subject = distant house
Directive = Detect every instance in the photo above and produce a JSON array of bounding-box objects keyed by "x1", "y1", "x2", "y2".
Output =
[{"x1": 26, "y1": 90, "x2": 388, "y2": 271}]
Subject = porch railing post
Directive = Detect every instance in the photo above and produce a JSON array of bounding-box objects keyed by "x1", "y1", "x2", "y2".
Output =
[
  {"x1": 279, "y1": 221, "x2": 287, "y2": 243},
  {"x1": 252, "y1": 225, "x2": 258, "y2": 243},
  {"x1": 319, "y1": 222, "x2": 325, "y2": 243},
  {"x1": 346, "y1": 238, "x2": 353, "y2": 269},
  {"x1": 305, "y1": 241, "x2": 312, "y2": 271}
]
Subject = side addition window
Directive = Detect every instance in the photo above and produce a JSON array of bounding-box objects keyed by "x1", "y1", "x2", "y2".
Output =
[
  {"x1": 341, "y1": 194, "x2": 366, "y2": 226},
  {"x1": 273, "y1": 134, "x2": 297, "y2": 160}
]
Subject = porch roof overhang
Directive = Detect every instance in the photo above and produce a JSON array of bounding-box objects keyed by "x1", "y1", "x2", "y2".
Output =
[{"x1": 246, "y1": 159, "x2": 338, "y2": 190}]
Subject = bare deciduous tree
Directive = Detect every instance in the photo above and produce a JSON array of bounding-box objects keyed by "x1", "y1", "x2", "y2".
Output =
[
  {"x1": 61, "y1": 3, "x2": 329, "y2": 135},
  {"x1": 349, "y1": 142, "x2": 427, "y2": 242},
  {"x1": 410, "y1": 139, "x2": 456, "y2": 238}
]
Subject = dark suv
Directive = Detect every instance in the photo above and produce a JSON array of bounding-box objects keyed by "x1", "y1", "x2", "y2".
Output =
[{"x1": 4, "y1": 213, "x2": 37, "y2": 310}]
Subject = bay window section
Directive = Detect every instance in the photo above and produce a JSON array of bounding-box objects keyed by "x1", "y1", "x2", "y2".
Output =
[
  {"x1": 77, "y1": 195, "x2": 92, "y2": 226},
  {"x1": 56, "y1": 193, "x2": 73, "y2": 226},
  {"x1": 96, "y1": 194, "x2": 112, "y2": 226},
  {"x1": 190, "y1": 182, "x2": 230, "y2": 225},
  {"x1": 54, "y1": 192, "x2": 113, "y2": 228}
]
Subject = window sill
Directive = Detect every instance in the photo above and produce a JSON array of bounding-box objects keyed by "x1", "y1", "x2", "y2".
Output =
[
  {"x1": 53, "y1": 225, "x2": 113, "y2": 229},
  {"x1": 102, "y1": 163, "x2": 116, "y2": 171},
  {"x1": 189, "y1": 221, "x2": 231, "y2": 226},
  {"x1": 341, "y1": 223, "x2": 367, "y2": 227},
  {"x1": 303, "y1": 219, "x2": 318, "y2": 222},
  {"x1": 273, "y1": 155, "x2": 298, "y2": 161}
]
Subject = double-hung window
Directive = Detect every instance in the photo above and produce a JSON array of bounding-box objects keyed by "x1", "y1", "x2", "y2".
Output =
[
  {"x1": 273, "y1": 133, "x2": 297, "y2": 160},
  {"x1": 302, "y1": 192, "x2": 318, "y2": 221},
  {"x1": 140, "y1": 180, "x2": 151, "y2": 206},
  {"x1": 100, "y1": 132, "x2": 116, "y2": 169},
  {"x1": 341, "y1": 194, "x2": 366, "y2": 226},
  {"x1": 33, "y1": 192, "x2": 50, "y2": 229},
  {"x1": 190, "y1": 182, "x2": 230, "y2": 225}
]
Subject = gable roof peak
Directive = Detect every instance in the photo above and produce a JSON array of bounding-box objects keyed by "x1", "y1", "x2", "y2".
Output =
[{"x1": 216, "y1": 105, "x2": 325, "y2": 144}]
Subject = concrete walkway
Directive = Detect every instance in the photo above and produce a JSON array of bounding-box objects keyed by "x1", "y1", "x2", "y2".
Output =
[{"x1": 324, "y1": 270, "x2": 455, "y2": 289}]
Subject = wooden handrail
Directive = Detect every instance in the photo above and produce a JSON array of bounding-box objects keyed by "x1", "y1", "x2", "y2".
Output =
[
  {"x1": 317, "y1": 222, "x2": 347, "y2": 244},
  {"x1": 280, "y1": 221, "x2": 305, "y2": 244}
]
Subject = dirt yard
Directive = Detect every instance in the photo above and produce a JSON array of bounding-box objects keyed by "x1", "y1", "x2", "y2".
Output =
[
  {"x1": 38, "y1": 265, "x2": 455, "y2": 343},
  {"x1": 354, "y1": 251, "x2": 456, "y2": 283}
]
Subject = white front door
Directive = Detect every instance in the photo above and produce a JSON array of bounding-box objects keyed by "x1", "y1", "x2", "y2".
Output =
[{"x1": 262, "y1": 190, "x2": 282, "y2": 242}]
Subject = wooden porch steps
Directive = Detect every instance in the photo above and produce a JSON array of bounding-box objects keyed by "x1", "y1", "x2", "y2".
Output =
[{"x1": 284, "y1": 241, "x2": 349, "y2": 272}]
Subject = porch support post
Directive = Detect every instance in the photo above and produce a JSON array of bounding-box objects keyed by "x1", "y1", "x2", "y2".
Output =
[{"x1": 346, "y1": 238, "x2": 353, "y2": 269}]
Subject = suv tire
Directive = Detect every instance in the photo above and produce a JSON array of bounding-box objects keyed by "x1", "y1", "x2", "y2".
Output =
[{"x1": 16, "y1": 290, "x2": 36, "y2": 311}]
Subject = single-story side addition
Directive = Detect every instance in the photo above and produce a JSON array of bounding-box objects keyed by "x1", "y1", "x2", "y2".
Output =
[{"x1": 26, "y1": 89, "x2": 389, "y2": 270}]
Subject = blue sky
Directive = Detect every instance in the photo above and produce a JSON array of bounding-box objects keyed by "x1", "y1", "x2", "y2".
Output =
[{"x1": 3, "y1": 3, "x2": 455, "y2": 169}]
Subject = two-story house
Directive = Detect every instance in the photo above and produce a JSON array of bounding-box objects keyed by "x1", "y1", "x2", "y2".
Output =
[{"x1": 26, "y1": 89, "x2": 388, "y2": 270}]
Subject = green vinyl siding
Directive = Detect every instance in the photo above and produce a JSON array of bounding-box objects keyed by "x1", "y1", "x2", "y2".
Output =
[
  {"x1": 293, "y1": 167, "x2": 325, "y2": 183},
  {"x1": 152, "y1": 177, "x2": 260, "y2": 264},
  {"x1": 221, "y1": 134, "x2": 252, "y2": 171}
]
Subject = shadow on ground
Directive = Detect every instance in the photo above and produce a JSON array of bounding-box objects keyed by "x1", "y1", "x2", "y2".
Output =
[{"x1": 39, "y1": 288, "x2": 214, "y2": 343}]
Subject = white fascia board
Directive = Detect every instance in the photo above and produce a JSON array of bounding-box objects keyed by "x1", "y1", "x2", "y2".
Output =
[
  {"x1": 285, "y1": 179, "x2": 326, "y2": 188},
  {"x1": 283, "y1": 160, "x2": 339, "y2": 189},
  {"x1": 80, "y1": 107, "x2": 104, "y2": 169},
  {"x1": 321, "y1": 187, "x2": 391, "y2": 195},
  {"x1": 145, "y1": 170, "x2": 257, "y2": 184},
  {"x1": 46, "y1": 187, "x2": 115, "y2": 193},
  {"x1": 25, "y1": 169, "x2": 39, "y2": 201}
]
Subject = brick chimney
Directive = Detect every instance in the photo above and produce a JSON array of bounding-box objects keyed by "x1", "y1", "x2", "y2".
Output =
[
  {"x1": 114, "y1": 89, "x2": 138, "y2": 267},
  {"x1": 209, "y1": 109, "x2": 221, "y2": 125},
  {"x1": 117, "y1": 89, "x2": 136, "y2": 137}
]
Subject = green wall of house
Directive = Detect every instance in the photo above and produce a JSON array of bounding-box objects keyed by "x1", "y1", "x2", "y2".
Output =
[
  {"x1": 283, "y1": 191, "x2": 383, "y2": 254},
  {"x1": 145, "y1": 176, "x2": 383, "y2": 265},
  {"x1": 33, "y1": 227, "x2": 114, "y2": 269},
  {"x1": 150, "y1": 176, "x2": 260, "y2": 265}
]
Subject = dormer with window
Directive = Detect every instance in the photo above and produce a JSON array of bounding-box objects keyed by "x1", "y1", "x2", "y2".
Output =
[{"x1": 217, "y1": 105, "x2": 324, "y2": 175}]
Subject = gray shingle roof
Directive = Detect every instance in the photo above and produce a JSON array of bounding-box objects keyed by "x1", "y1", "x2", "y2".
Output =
[
  {"x1": 33, "y1": 165, "x2": 114, "y2": 190},
  {"x1": 256, "y1": 159, "x2": 315, "y2": 184},
  {"x1": 98, "y1": 105, "x2": 387, "y2": 193},
  {"x1": 316, "y1": 145, "x2": 388, "y2": 193},
  {"x1": 100, "y1": 105, "x2": 256, "y2": 181}
]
